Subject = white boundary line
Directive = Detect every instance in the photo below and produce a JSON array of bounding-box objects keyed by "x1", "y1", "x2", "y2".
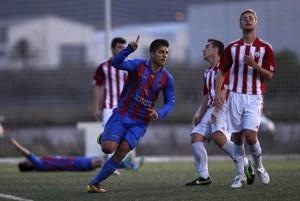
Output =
[{"x1": 0, "y1": 193, "x2": 34, "y2": 201}]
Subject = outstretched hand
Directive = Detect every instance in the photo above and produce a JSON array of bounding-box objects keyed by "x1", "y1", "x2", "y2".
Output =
[{"x1": 128, "y1": 35, "x2": 140, "y2": 51}]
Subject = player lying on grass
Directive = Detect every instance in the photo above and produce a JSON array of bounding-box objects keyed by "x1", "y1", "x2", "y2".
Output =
[
  {"x1": 10, "y1": 137, "x2": 143, "y2": 172},
  {"x1": 87, "y1": 36, "x2": 175, "y2": 193}
]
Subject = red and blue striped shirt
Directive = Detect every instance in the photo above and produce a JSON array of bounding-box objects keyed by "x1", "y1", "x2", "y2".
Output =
[{"x1": 112, "y1": 46, "x2": 175, "y2": 124}]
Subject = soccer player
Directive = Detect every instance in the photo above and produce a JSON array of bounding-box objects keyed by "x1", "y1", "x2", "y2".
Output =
[
  {"x1": 87, "y1": 36, "x2": 175, "y2": 193},
  {"x1": 185, "y1": 39, "x2": 255, "y2": 186},
  {"x1": 10, "y1": 137, "x2": 143, "y2": 172},
  {"x1": 93, "y1": 37, "x2": 127, "y2": 125},
  {"x1": 215, "y1": 9, "x2": 276, "y2": 188},
  {"x1": 93, "y1": 37, "x2": 139, "y2": 175}
]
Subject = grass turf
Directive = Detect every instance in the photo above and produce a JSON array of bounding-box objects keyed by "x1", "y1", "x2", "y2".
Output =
[{"x1": 0, "y1": 159, "x2": 299, "y2": 201}]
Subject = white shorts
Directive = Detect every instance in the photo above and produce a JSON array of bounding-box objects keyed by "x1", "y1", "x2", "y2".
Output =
[
  {"x1": 227, "y1": 92, "x2": 263, "y2": 133},
  {"x1": 102, "y1": 108, "x2": 114, "y2": 126},
  {"x1": 211, "y1": 101, "x2": 231, "y2": 141},
  {"x1": 191, "y1": 105, "x2": 231, "y2": 141}
]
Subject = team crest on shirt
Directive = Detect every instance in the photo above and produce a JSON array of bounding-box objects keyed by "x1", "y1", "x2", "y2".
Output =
[{"x1": 254, "y1": 51, "x2": 260, "y2": 58}]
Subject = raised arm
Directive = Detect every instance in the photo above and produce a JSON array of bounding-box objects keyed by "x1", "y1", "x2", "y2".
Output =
[
  {"x1": 112, "y1": 35, "x2": 142, "y2": 71},
  {"x1": 10, "y1": 137, "x2": 31, "y2": 157}
]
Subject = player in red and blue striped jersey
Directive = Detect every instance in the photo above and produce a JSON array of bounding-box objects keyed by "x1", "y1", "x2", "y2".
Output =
[{"x1": 87, "y1": 36, "x2": 175, "y2": 193}]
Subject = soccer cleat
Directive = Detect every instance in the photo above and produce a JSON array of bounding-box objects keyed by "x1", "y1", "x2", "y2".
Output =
[
  {"x1": 256, "y1": 167, "x2": 270, "y2": 185},
  {"x1": 87, "y1": 184, "x2": 106, "y2": 193},
  {"x1": 185, "y1": 176, "x2": 212, "y2": 186},
  {"x1": 244, "y1": 160, "x2": 255, "y2": 185},
  {"x1": 113, "y1": 170, "x2": 121, "y2": 175},
  {"x1": 230, "y1": 175, "x2": 247, "y2": 189},
  {"x1": 131, "y1": 157, "x2": 144, "y2": 171},
  {"x1": 97, "y1": 134, "x2": 102, "y2": 145}
]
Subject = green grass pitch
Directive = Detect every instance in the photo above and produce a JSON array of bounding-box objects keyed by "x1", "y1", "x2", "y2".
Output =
[{"x1": 0, "y1": 159, "x2": 299, "y2": 201}]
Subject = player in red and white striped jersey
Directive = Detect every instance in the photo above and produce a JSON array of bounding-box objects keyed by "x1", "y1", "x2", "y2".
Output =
[
  {"x1": 185, "y1": 39, "x2": 254, "y2": 186},
  {"x1": 215, "y1": 9, "x2": 276, "y2": 188},
  {"x1": 93, "y1": 37, "x2": 127, "y2": 125}
]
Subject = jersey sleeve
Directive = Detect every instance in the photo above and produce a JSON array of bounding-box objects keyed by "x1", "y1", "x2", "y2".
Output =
[
  {"x1": 157, "y1": 74, "x2": 176, "y2": 119},
  {"x1": 27, "y1": 153, "x2": 45, "y2": 171},
  {"x1": 219, "y1": 46, "x2": 233, "y2": 73},
  {"x1": 93, "y1": 65, "x2": 105, "y2": 86},
  {"x1": 112, "y1": 46, "x2": 144, "y2": 71},
  {"x1": 262, "y1": 45, "x2": 276, "y2": 72}
]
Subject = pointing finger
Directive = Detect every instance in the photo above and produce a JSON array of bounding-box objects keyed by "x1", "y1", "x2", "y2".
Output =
[{"x1": 135, "y1": 35, "x2": 140, "y2": 43}]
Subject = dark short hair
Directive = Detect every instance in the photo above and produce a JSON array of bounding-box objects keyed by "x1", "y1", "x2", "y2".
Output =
[
  {"x1": 18, "y1": 160, "x2": 35, "y2": 172},
  {"x1": 111, "y1": 37, "x2": 126, "y2": 48},
  {"x1": 208, "y1": 39, "x2": 224, "y2": 56},
  {"x1": 149, "y1": 39, "x2": 169, "y2": 53}
]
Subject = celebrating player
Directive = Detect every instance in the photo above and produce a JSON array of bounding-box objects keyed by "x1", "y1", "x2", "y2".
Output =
[
  {"x1": 215, "y1": 9, "x2": 276, "y2": 188},
  {"x1": 87, "y1": 36, "x2": 175, "y2": 193},
  {"x1": 93, "y1": 37, "x2": 140, "y2": 175},
  {"x1": 185, "y1": 39, "x2": 255, "y2": 186}
]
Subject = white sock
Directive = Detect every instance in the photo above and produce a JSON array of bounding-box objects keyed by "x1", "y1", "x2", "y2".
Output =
[
  {"x1": 192, "y1": 141, "x2": 209, "y2": 179},
  {"x1": 233, "y1": 144, "x2": 245, "y2": 176},
  {"x1": 249, "y1": 141, "x2": 263, "y2": 169},
  {"x1": 244, "y1": 156, "x2": 249, "y2": 167},
  {"x1": 222, "y1": 141, "x2": 234, "y2": 159}
]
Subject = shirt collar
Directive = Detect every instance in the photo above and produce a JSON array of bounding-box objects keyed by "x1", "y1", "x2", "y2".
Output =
[{"x1": 145, "y1": 60, "x2": 165, "y2": 73}]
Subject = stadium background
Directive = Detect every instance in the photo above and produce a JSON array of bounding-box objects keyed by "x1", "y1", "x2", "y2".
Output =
[{"x1": 0, "y1": 0, "x2": 299, "y2": 157}]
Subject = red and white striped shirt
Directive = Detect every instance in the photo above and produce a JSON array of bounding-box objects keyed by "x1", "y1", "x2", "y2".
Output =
[
  {"x1": 220, "y1": 37, "x2": 276, "y2": 95},
  {"x1": 203, "y1": 63, "x2": 219, "y2": 106},
  {"x1": 93, "y1": 58, "x2": 127, "y2": 109}
]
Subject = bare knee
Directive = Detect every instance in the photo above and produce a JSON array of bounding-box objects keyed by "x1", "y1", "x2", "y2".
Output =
[
  {"x1": 101, "y1": 142, "x2": 117, "y2": 154},
  {"x1": 244, "y1": 129, "x2": 257, "y2": 145},
  {"x1": 191, "y1": 134, "x2": 205, "y2": 144},
  {"x1": 212, "y1": 131, "x2": 227, "y2": 147}
]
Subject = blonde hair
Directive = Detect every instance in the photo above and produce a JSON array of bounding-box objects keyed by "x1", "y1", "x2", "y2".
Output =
[{"x1": 240, "y1": 9, "x2": 257, "y2": 22}]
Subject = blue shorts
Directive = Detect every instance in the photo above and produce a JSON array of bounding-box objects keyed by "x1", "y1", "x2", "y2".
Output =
[{"x1": 101, "y1": 112, "x2": 147, "y2": 149}]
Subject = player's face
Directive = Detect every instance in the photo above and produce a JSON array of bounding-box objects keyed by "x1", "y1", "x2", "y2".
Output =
[
  {"x1": 240, "y1": 12, "x2": 257, "y2": 32},
  {"x1": 202, "y1": 42, "x2": 216, "y2": 61},
  {"x1": 111, "y1": 43, "x2": 126, "y2": 56},
  {"x1": 151, "y1": 46, "x2": 168, "y2": 67}
]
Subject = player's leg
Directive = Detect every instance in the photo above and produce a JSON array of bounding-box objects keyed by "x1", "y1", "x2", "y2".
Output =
[
  {"x1": 227, "y1": 92, "x2": 247, "y2": 188},
  {"x1": 186, "y1": 134, "x2": 211, "y2": 186},
  {"x1": 243, "y1": 94, "x2": 269, "y2": 184},
  {"x1": 230, "y1": 132, "x2": 247, "y2": 188},
  {"x1": 186, "y1": 107, "x2": 213, "y2": 186},
  {"x1": 245, "y1": 130, "x2": 270, "y2": 184},
  {"x1": 212, "y1": 131, "x2": 255, "y2": 185},
  {"x1": 100, "y1": 109, "x2": 122, "y2": 175},
  {"x1": 88, "y1": 114, "x2": 126, "y2": 192},
  {"x1": 88, "y1": 140, "x2": 128, "y2": 193}
]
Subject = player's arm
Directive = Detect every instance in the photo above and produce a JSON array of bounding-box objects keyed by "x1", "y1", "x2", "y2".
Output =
[
  {"x1": 215, "y1": 46, "x2": 232, "y2": 110},
  {"x1": 93, "y1": 85, "x2": 104, "y2": 121},
  {"x1": 193, "y1": 95, "x2": 209, "y2": 126},
  {"x1": 244, "y1": 55, "x2": 273, "y2": 80},
  {"x1": 10, "y1": 137, "x2": 31, "y2": 157},
  {"x1": 215, "y1": 70, "x2": 227, "y2": 110},
  {"x1": 112, "y1": 35, "x2": 142, "y2": 71},
  {"x1": 156, "y1": 75, "x2": 176, "y2": 120}
]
